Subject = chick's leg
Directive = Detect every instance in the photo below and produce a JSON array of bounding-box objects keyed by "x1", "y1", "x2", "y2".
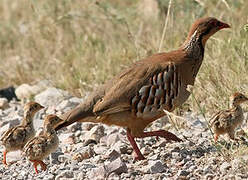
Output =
[
  {"x1": 38, "y1": 160, "x2": 47, "y2": 171},
  {"x1": 2, "y1": 150, "x2": 7, "y2": 165},
  {"x1": 30, "y1": 160, "x2": 39, "y2": 174}
]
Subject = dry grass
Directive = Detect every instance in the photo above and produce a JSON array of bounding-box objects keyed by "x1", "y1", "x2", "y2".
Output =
[{"x1": 0, "y1": 0, "x2": 248, "y2": 115}]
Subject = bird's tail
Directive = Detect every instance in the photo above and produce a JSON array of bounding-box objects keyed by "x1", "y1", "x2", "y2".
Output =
[{"x1": 55, "y1": 104, "x2": 95, "y2": 131}]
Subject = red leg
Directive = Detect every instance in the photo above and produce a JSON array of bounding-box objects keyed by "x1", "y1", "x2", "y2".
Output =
[
  {"x1": 30, "y1": 160, "x2": 39, "y2": 174},
  {"x1": 2, "y1": 150, "x2": 7, "y2": 165},
  {"x1": 214, "y1": 134, "x2": 219, "y2": 142},
  {"x1": 127, "y1": 130, "x2": 145, "y2": 161},
  {"x1": 138, "y1": 130, "x2": 182, "y2": 142},
  {"x1": 37, "y1": 160, "x2": 47, "y2": 171}
]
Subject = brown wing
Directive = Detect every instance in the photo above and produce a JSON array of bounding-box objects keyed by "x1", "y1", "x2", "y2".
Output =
[
  {"x1": 1, "y1": 125, "x2": 27, "y2": 146},
  {"x1": 24, "y1": 135, "x2": 48, "y2": 158},
  {"x1": 210, "y1": 109, "x2": 234, "y2": 129},
  {"x1": 93, "y1": 51, "x2": 186, "y2": 116}
]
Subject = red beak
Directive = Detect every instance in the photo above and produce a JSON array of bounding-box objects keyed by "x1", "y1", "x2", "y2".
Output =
[{"x1": 219, "y1": 22, "x2": 231, "y2": 29}]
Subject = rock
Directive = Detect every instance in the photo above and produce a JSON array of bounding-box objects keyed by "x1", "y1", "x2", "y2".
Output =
[
  {"x1": 50, "y1": 151, "x2": 64, "y2": 164},
  {"x1": 105, "y1": 149, "x2": 121, "y2": 161},
  {"x1": 220, "y1": 162, "x2": 231, "y2": 173},
  {"x1": 0, "y1": 98, "x2": 9, "y2": 109},
  {"x1": 171, "y1": 152, "x2": 180, "y2": 159},
  {"x1": 89, "y1": 158, "x2": 127, "y2": 178},
  {"x1": 68, "y1": 122, "x2": 82, "y2": 133},
  {"x1": 35, "y1": 87, "x2": 70, "y2": 107},
  {"x1": 58, "y1": 154, "x2": 71, "y2": 163},
  {"x1": 59, "y1": 133, "x2": 75, "y2": 145},
  {"x1": 56, "y1": 97, "x2": 82, "y2": 112},
  {"x1": 177, "y1": 170, "x2": 190, "y2": 177},
  {"x1": 0, "y1": 86, "x2": 17, "y2": 101},
  {"x1": 72, "y1": 146, "x2": 94, "y2": 162},
  {"x1": 88, "y1": 166, "x2": 106, "y2": 179},
  {"x1": 0, "y1": 117, "x2": 19, "y2": 128},
  {"x1": 141, "y1": 145, "x2": 152, "y2": 156},
  {"x1": 78, "y1": 163, "x2": 96, "y2": 172},
  {"x1": 81, "y1": 125, "x2": 105, "y2": 144},
  {"x1": 81, "y1": 123, "x2": 96, "y2": 131},
  {"x1": 147, "y1": 160, "x2": 167, "y2": 174},
  {"x1": 231, "y1": 158, "x2": 241, "y2": 170},
  {"x1": 94, "y1": 145, "x2": 108, "y2": 155},
  {"x1": 43, "y1": 174, "x2": 55, "y2": 180},
  {"x1": 204, "y1": 173, "x2": 214, "y2": 179},
  {"x1": 15, "y1": 84, "x2": 33, "y2": 100},
  {"x1": 55, "y1": 170, "x2": 74, "y2": 180},
  {"x1": 106, "y1": 133, "x2": 121, "y2": 147},
  {"x1": 105, "y1": 157, "x2": 128, "y2": 175}
]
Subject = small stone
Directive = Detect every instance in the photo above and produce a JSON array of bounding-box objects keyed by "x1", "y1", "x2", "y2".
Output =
[
  {"x1": 105, "y1": 157, "x2": 128, "y2": 175},
  {"x1": 43, "y1": 174, "x2": 55, "y2": 180},
  {"x1": 75, "y1": 130, "x2": 81, "y2": 137},
  {"x1": 58, "y1": 154, "x2": 71, "y2": 163},
  {"x1": 88, "y1": 167, "x2": 106, "y2": 179},
  {"x1": 56, "y1": 97, "x2": 81, "y2": 112},
  {"x1": 55, "y1": 170, "x2": 74, "y2": 180},
  {"x1": 141, "y1": 145, "x2": 152, "y2": 156},
  {"x1": 50, "y1": 151, "x2": 64, "y2": 163},
  {"x1": 81, "y1": 125, "x2": 105, "y2": 144},
  {"x1": 106, "y1": 133, "x2": 121, "y2": 147},
  {"x1": 171, "y1": 152, "x2": 180, "y2": 159},
  {"x1": 0, "y1": 98, "x2": 8, "y2": 109},
  {"x1": 72, "y1": 146, "x2": 94, "y2": 162},
  {"x1": 220, "y1": 162, "x2": 231, "y2": 173},
  {"x1": 204, "y1": 173, "x2": 214, "y2": 179},
  {"x1": 94, "y1": 145, "x2": 108, "y2": 155},
  {"x1": 59, "y1": 133, "x2": 75, "y2": 145},
  {"x1": 78, "y1": 163, "x2": 96, "y2": 172},
  {"x1": 177, "y1": 170, "x2": 190, "y2": 176},
  {"x1": 15, "y1": 84, "x2": 33, "y2": 100},
  {"x1": 0, "y1": 86, "x2": 17, "y2": 101},
  {"x1": 105, "y1": 149, "x2": 121, "y2": 161},
  {"x1": 35, "y1": 87, "x2": 70, "y2": 107},
  {"x1": 148, "y1": 160, "x2": 167, "y2": 173},
  {"x1": 231, "y1": 158, "x2": 241, "y2": 170},
  {"x1": 81, "y1": 123, "x2": 96, "y2": 131}
]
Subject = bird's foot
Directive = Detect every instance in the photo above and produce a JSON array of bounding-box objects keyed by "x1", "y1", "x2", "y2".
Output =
[{"x1": 38, "y1": 160, "x2": 47, "y2": 171}]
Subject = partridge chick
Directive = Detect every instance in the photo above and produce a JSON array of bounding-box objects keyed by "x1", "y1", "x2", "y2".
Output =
[
  {"x1": 23, "y1": 114, "x2": 63, "y2": 174},
  {"x1": 210, "y1": 92, "x2": 248, "y2": 142},
  {"x1": 0, "y1": 102, "x2": 44, "y2": 165},
  {"x1": 55, "y1": 17, "x2": 230, "y2": 160}
]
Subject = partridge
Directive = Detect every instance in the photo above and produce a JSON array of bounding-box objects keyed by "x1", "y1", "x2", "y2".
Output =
[
  {"x1": 210, "y1": 92, "x2": 248, "y2": 142},
  {"x1": 55, "y1": 17, "x2": 230, "y2": 160},
  {"x1": 23, "y1": 114, "x2": 63, "y2": 174},
  {"x1": 0, "y1": 102, "x2": 44, "y2": 165}
]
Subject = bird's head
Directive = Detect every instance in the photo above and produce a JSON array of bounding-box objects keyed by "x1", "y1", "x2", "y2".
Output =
[
  {"x1": 24, "y1": 101, "x2": 44, "y2": 117},
  {"x1": 43, "y1": 114, "x2": 63, "y2": 130},
  {"x1": 230, "y1": 92, "x2": 248, "y2": 107},
  {"x1": 185, "y1": 17, "x2": 230, "y2": 47}
]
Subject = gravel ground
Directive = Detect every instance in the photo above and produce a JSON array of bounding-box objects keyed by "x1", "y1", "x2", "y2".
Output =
[{"x1": 1, "y1": 85, "x2": 248, "y2": 180}]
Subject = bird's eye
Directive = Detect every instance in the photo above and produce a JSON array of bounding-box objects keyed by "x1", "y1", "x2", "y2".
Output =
[{"x1": 216, "y1": 21, "x2": 221, "y2": 27}]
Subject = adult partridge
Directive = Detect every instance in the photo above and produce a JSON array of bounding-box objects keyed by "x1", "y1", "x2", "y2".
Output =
[
  {"x1": 1, "y1": 102, "x2": 44, "y2": 165},
  {"x1": 210, "y1": 92, "x2": 248, "y2": 142},
  {"x1": 55, "y1": 17, "x2": 230, "y2": 160},
  {"x1": 23, "y1": 114, "x2": 63, "y2": 174}
]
